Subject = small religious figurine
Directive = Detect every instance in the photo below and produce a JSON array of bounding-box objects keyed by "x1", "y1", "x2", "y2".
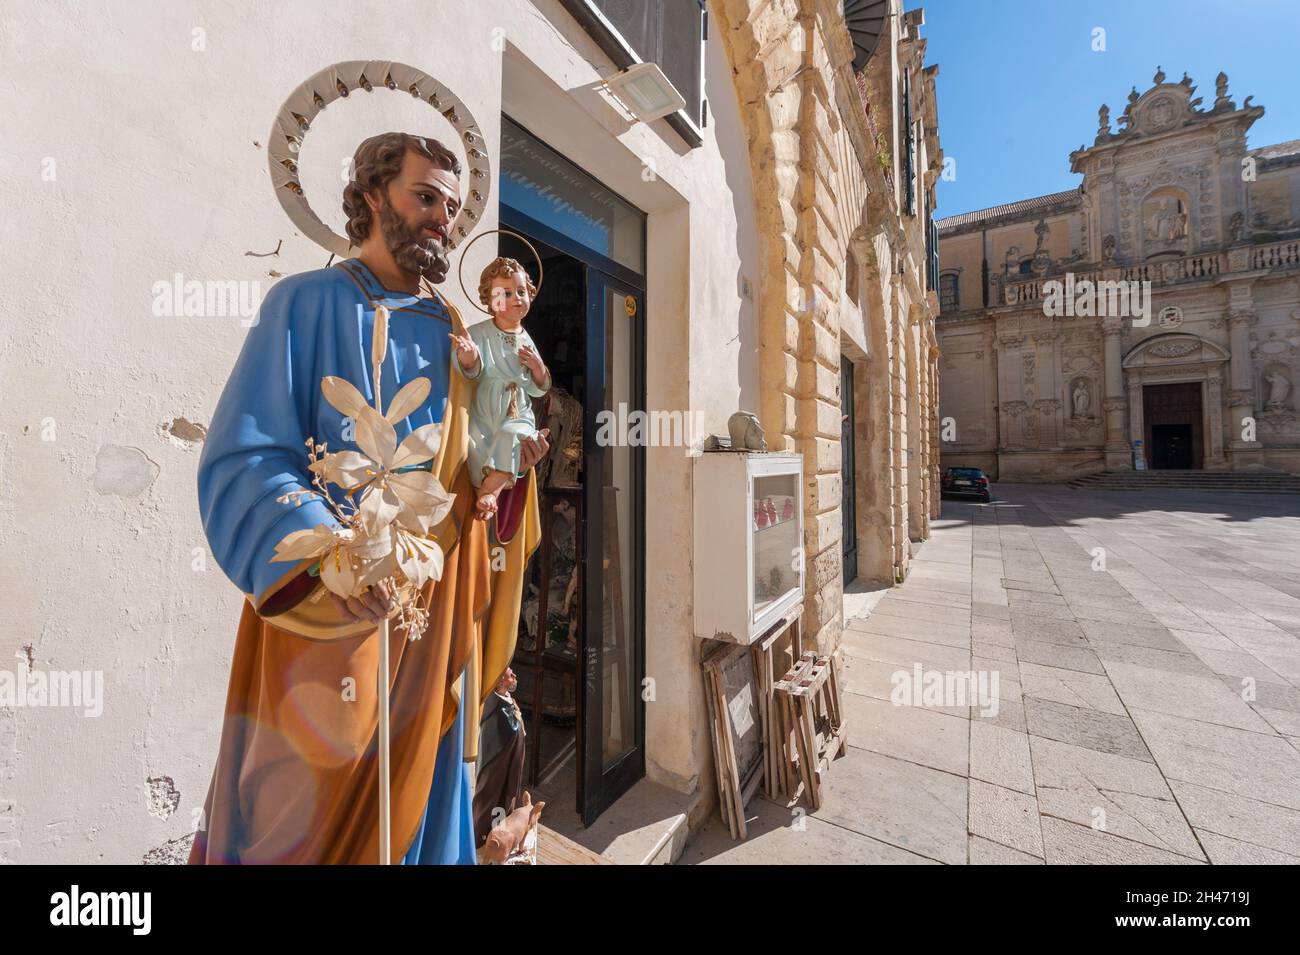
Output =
[
  {"x1": 450, "y1": 257, "x2": 552, "y2": 520},
  {"x1": 539, "y1": 386, "x2": 583, "y2": 488},
  {"x1": 473, "y1": 667, "x2": 527, "y2": 848},
  {"x1": 480, "y1": 791, "x2": 544, "y2": 865}
]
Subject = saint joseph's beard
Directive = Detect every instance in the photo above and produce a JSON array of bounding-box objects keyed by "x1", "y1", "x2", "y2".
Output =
[{"x1": 378, "y1": 204, "x2": 450, "y2": 283}]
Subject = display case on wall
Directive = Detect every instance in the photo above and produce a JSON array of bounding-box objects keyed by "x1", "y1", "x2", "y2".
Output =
[{"x1": 693, "y1": 451, "x2": 805, "y2": 644}]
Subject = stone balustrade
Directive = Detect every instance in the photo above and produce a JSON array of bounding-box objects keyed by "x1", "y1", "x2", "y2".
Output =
[{"x1": 992, "y1": 237, "x2": 1300, "y2": 307}]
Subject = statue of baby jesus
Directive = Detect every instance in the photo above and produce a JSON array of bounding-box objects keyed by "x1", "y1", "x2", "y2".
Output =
[{"x1": 449, "y1": 257, "x2": 552, "y2": 520}]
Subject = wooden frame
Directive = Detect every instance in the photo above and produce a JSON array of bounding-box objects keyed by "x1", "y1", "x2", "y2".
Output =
[
  {"x1": 773, "y1": 651, "x2": 849, "y2": 811},
  {"x1": 701, "y1": 606, "x2": 804, "y2": 840}
]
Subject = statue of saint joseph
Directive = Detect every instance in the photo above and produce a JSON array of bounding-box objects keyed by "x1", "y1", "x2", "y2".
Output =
[{"x1": 189, "y1": 132, "x2": 546, "y2": 864}]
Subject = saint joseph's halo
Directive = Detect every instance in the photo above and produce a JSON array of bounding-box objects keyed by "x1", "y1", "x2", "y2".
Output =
[{"x1": 267, "y1": 60, "x2": 491, "y2": 257}]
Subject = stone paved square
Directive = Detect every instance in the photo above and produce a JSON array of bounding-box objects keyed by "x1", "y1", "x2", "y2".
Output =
[{"x1": 681, "y1": 485, "x2": 1300, "y2": 865}]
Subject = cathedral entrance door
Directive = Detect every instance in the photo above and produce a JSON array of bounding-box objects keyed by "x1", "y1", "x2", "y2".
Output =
[
  {"x1": 1151, "y1": 424, "x2": 1194, "y2": 469},
  {"x1": 1142, "y1": 382, "x2": 1203, "y2": 469}
]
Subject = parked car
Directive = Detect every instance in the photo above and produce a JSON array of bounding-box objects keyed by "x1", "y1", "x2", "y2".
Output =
[{"x1": 941, "y1": 467, "x2": 991, "y2": 503}]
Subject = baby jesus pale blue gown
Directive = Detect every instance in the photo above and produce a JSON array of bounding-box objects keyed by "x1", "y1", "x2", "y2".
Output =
[{"x1": 456, "y1": 319, "x2": 551, "y2": 486}]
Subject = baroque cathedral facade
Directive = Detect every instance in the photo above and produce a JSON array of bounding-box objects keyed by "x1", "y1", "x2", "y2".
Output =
[{"x1": 936, "y1": 69, "x2": 1300, "y2": 480}]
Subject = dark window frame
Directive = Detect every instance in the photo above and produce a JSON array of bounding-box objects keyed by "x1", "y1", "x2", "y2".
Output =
[
  {"x1": 939, "y1": 271, "x2": 960, "y2": 312},
  {"x1": 902, "y1": 70, "x2": 915, "y2": 216},
  {"x1": 556, "y1": 0, "x2": 707, "y2": 149}
]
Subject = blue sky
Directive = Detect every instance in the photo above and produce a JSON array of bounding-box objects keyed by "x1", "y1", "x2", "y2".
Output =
[{"x1": 913, "y1": 0, "x2": 1300, "y2": 218}]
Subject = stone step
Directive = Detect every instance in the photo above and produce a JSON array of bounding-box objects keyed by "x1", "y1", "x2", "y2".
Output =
[{"x1": 1066, "y1": 469, "x2": 1300, "y2": 493}]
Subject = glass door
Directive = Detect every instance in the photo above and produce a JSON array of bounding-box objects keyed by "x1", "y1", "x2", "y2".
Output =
[{"x1": 578, "y1": 268, "x2": 645, "y2": 825}]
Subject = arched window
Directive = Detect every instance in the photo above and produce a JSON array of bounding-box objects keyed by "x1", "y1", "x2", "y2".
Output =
[{"x1": 1018, "y1": 257, "x2": 1034, "y2": 276}]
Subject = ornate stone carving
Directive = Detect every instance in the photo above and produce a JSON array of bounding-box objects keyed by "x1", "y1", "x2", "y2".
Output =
[
  {"x1": 1144, "y1": 95, "x2": 1177, "y2": 133},
  {"x1": 1032, "y1": 219, "x2": 1052, "y2": 275},
  {"x1": 1142, "y1": 189, "x2": 1190, "y2": 255},
  {"x1": 1264, "y1": 370, "x2": 1292, "y2": 410},
  {"x1": 1157, "y1": 305, "x2": 1183, "y2": 329},
  {"x1": 1228, "y1": 211, "x2": 1245, "y2": 243},
  {"x1": 1147, "y1": 340, "x2": 1199, "y2": 358},
  {"x1": 1096, "y1": 104, "x2": 1112, "y2": 143},
  {"x1": 1213, "y1": 71, "x2": 1233, "y2": 112},
  {"x1": 1071, "y1": 378, "x2": 1093, "y2": 418}
]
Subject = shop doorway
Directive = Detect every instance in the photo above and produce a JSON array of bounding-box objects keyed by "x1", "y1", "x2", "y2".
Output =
[
  {"x1": 1143, "y1": 382, "x2": 1203, "y2": 470},
  {"x1": 496, "y1": 116, "x2": 646, "y2": 827}
]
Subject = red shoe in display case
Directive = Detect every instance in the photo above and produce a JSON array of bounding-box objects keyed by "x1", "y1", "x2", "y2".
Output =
[{"x1": 781, "y1": 497, "x2": 794, "y2": 520}]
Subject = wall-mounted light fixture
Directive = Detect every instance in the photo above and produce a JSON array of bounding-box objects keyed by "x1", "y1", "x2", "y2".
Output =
[{"x1": 604, "y1": 62, "x2": 687, "y2": 123}]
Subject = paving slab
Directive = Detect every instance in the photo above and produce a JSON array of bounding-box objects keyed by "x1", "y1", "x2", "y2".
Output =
[
  {"x1": 968, "y1": 780, "x2": 1044, "y2": 858},
  {"x1": 816, "y1": 747, "x2": 968, "y2": 865},
  {"x1": 1167, "y1": 779, "x2": 1300, "y2": 858},
  {"x1": 839, "y1": 691, "x2": 970, "y2": 776},
  {"x1": 1129, "y1": 707, "x2": 1300, "y2": 809},
  {"x1": 1039, "y1": 816, "x2": 1205, "y2": 865},
  {"x1": 1024, "y1": 697, "x2": 1154, "y2": 762}
]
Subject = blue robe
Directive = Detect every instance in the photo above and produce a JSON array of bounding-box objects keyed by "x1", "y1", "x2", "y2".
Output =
[
  {"x1": 199, "y1": 259, "x2": 455, "y2": 607},
  {"x1": 195, "y1": 258, "x2": 476, "y2": 865}
]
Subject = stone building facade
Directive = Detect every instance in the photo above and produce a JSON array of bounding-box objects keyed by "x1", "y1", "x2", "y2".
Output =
[
  {"x1": 716, "y1": 0, "x2": 943, "y2": 651},
  {"x1": 937, "y1": 69, "x2": 1300, "y2": 480}
]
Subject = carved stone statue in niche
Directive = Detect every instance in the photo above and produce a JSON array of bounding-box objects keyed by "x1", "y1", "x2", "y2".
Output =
[
  {"x1": 1071, "y1": 379, "x2": 1093, "y2": 419},
  {"x1": 1228, "y1": 211, "x2": 1245, "y2": 244},
  {"x1": 1141, "y1": 189, "x2": 1191, "y2": 258},
  {"x1": 1265, "y1": 370, "x2": 1292, "y2": 410},
  {"x1": 1031, "y1": 219, "x2": 1051, "y2": 275},
  {"x1": 1145, "y1": 196, "x2": 1188, "y2": 243}
]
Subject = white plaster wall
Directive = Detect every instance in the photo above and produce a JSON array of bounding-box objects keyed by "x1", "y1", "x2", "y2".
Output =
[{"x1": 0, "y1": 0, "x2": 758, "y2": 861}]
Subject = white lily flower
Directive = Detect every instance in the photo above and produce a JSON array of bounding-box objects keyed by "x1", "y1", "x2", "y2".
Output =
[
  {"x1": 313, "y1": 376, "x2": 455, "y2": 537},
  {"x1": 271, "y1": 523, "x2": 355, "y2": 563},
  {"x1": 275, "y1": 371, "x2": 457, "y2": 608}
]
